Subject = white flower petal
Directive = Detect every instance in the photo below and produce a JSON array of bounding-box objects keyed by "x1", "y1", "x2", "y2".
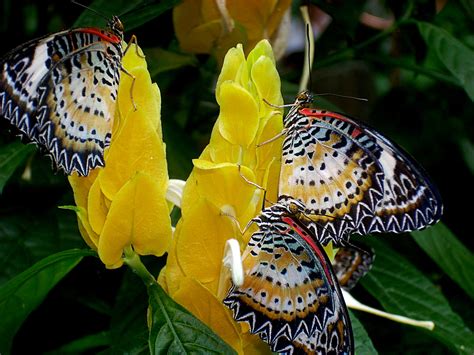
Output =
[
  {"x1": 166, "y1": 179, "x2": 186, "y2": 208},
  {"x1": 222, "y1": 238, "x2": 244, "y2": 286}
]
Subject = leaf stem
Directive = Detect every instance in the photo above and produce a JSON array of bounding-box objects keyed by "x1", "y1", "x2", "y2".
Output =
[{"x1": 123, "y1": 246, "x2": 156, "y2": 287}]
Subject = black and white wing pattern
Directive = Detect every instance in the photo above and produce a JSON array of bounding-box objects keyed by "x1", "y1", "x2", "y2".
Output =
[
  {"x1": 224, "y1": 202, "x2": 353, "y2": 354},
  {"x1": 278, "y1": 91, "x2": 442, "y2": 245},
  {"x1": 0, "y1": 16, "x2": 125, "y2": 176}
]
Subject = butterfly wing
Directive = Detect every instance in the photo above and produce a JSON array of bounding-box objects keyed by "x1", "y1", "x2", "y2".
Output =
[
  {"x1": 280, "y1": 104, "x2": 442, "y2": 243},
  {"x1": 279, "y1": 109, "x2": 385, "y2": 245},
  {"x1": 223, "y1": 210, "x2": 353, "y2": 354},
  {"x1": 350, "y1": 119, "x2": 443, "y2": 233},
  {"x1": 332, "y1": 244, "x2": 375, "y2": 291},
  {"x1": 0, "y1": 28, "x2": 122, "y2": 176}
]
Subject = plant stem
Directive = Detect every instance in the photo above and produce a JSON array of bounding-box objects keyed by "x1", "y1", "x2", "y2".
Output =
[{"x1": 123, "y1": 246, "x2": 156, "y2": 288}]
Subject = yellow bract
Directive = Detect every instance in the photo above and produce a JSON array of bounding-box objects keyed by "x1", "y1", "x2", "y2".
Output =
[
  {"x1": 68, "y1": 44, "x2": 172, "y2": 269},
  {"x1": 159, "y1": 40, "x2": 283, "y2": 353},
  {"x1": 173, "y1": 0, "x2": 292, "y2": 64}
]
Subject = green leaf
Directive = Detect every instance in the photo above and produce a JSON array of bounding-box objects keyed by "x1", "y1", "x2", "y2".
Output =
[
  {"x1": 74, "y1": 0, "x2": 180, "y2": 31},
  {"x1": 412, "y1": 223, "x2": 474, "y2": 299},
  {"x1": 146, "y1": 48, "x2": 197, "y2": 76},
  {"x1": 416, "y1": 21, "x2": 474, "y2": 101},
  {"x1": 361, "y1": 239, "x2": 474, "y2": 354},
  {"x1": 459, "y1": 0, "x2": 474, "y2": 19},
  {"x1": 0, "y1": 209, "x2": 84, "y2": 285},
  {"x1": 0, "y1": 141, "x2": 35, "y2": 193},
  {"x1": 120, "y1": 0, "x2": 181, "y2": 32},
  {"x1": 147, "y1": 282, "x2": 236, "y2": 355},
  {"x1": 47, "y1": 331, "x2": 110, "y2": 353},
  {"x1": 350, "y1": 310, "x2": 378, "y2": 354},
  {"x1": 459, "y1": 138, "x2": 474, "y2": 175},
  {"x1": 162, "y1": 119, "x2": 195, "y2": 180},
  {"x1": 109, "y1": 269, "x2": 149, "y2": 354},
  {"x1": 0, "y1": 249, "x2": 95, "y2": 353}
]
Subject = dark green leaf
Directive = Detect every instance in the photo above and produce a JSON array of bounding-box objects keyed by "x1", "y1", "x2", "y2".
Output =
[
  {"x1": 146, "y1": 48, "x2": 197, "y2": 76},
  {"x1": 416, "y1": 21, "x2": 474, "y2": 101},
  {"x1": 350, "y1": 310, "x2": 378, "y2": 354},
  {"x1": 459, "y1": 0, "x2": 474, "y2": 19},
  {"x1": 162, "y1": 119, "x2": 195, "y2": 180},
  {"x1": 0, "y1": 249, "x2": 95, "y2": 353},
  {"x1": 0, "y1": 209, "x2": 84, "y2": 285},
  {"x1": 148, "y1": 282, "x2": 236, "y2": 355},
  {"x1": 459, "y1": 138, "x2": 474, "y2": 175},
  {"x1": 361, "y1": 239, "x2": 474, "y2": 354},
  {"x1": 120, "y1": 0, "x2": 181, "y2": 31},
  {"x1": 109, "y1": 269, "x2": 149, "y2": 354},
  {"x1": 46, "y1": 331, "x2": 110, "y2": 354},
  {"x1": 412, "y1": 223, "x2": 474, "y2": 299},
  {"x1": 0, "y1": 141, "x2": 34, "y2": 193},
  {"x1": 73, "y1": 0, "x2": 180, "y2": 31}
]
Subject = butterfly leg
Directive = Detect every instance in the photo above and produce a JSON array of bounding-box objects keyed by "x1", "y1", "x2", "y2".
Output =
[
  {"x1": 237, "y1": 164, "x2": 264, "y2": 191},
  {"x1": 123, "y1": 34, "x2": 146, "y2": 58},
  {"x1": 120, "y1": 35, "x2": 146, "y2": 111},
  {"x1": 236, "y1": 164, "x2": 276, "y2": 210},
  {"x1": 256, "y1": 127, "x2": 287, "y2": 147},
  {"x1": 262, "y1": 97, "x2": 295, "y2": 109},
  {"x1": 119, "y1": 65, "x2": 138, "y2": 111}
]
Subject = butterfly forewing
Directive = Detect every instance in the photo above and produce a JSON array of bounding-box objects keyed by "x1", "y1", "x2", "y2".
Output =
[
  {"x1": 223, "y1": 204, "x2": 353, "y2": 354},
  {"x1": 279, "y1": 91, "x2": 442, "y2": 244},
  {"x1": 279, "y1": 107, "x2": 385, "y2": 245},
  {"x1": 0, "y1": 23, "x2": 123, "y2": 176},
  {"x1": 352, "y1": 122, "x2": 443, "y2": 233}
]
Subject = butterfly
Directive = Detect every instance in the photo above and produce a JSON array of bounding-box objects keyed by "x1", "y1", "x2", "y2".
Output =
[
  {"x1": 0, "y1": 15, "x2": 125, "y2": 176},
  {"x1": 332, "y1": 245, "x2": 375, "y2": 291},
  {"x1": 278, "y1": 91, "x2": 443, "y2": 246},
  {"x1": 224, "y1": 201, "x2": 353, "y2": 354}
]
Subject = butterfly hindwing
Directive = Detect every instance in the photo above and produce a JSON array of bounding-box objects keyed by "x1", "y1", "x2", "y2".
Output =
[
  {"x1": 0, "y1": 21, "x2": 123, "y2": 176},
  {"x1": 332, "y1": 244, "x2": 375, "y2": 291},
  {"x1": 224, "y1": 204, "x2": 353, "y2": 354}
]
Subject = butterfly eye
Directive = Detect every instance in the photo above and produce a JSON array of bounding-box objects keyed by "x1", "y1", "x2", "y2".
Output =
[{"x1": 109, "y1": 16, "x2": 124, "y2": 36}]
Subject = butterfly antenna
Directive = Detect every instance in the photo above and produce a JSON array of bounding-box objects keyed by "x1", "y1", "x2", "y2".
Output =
[
  {"x1": 299, "y1": 5, "x2": 314, "y2": 92},
  {"x1": 315, "y1": 93, "x2": 368, "y2": 102},
  {"x1": 262, "y1": 98, "x2": 295, "y2": 109},
  {"x1": 71, "y1": 0, "x2": 109, "y2": 21},
  {"x1": 307, "y1": 24, "x2": 313, "y2": 91}
]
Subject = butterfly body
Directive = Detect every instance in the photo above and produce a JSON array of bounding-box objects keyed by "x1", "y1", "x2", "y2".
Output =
[
  {"x1": 224, "y1": 203, "x2": 353, "y2": 354},
  {"x1": 279, "y1": 91, "x2": 443, "y2": 245},
  {"x1": 0, "y1": 16, "x2": 124, "y2": 176}
]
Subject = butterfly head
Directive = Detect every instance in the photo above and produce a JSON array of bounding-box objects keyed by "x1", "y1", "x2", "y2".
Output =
[
  {"x1": 295, "y1": 90, "x2": 314, "y2": 105},
  {"x1": 283, "y1": 90, "x2": 314, "y2": 127},
  {"x1": 258, "y1": 199, "x2": 306, "y2": 224},
  {"x1": 107, "y1": 16, "x2": 124, "y2": 40}
]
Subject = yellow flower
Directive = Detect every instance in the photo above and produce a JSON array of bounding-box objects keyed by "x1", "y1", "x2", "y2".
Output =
[
  {"x1": 173, "y1": 0, "x2": 292, "y2": 64},
  {"x1": 159, "y1": 40, "x2": 283, "y2": 353},
  {"x1": 67, "y1": 44, "x2": 172, "y2": 269}
]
